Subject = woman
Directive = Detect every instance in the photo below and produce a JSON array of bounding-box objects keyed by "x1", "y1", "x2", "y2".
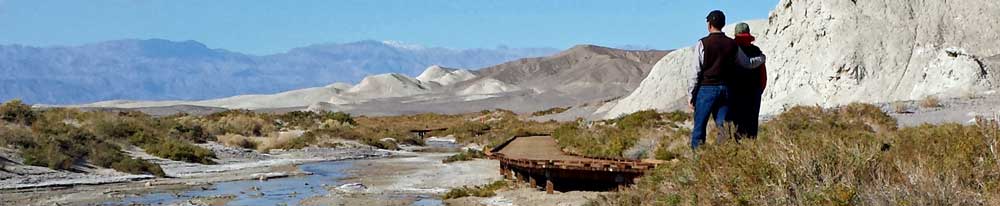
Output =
[{"x1": 731, "y1": 22, "x2": 767, "y2": 139}]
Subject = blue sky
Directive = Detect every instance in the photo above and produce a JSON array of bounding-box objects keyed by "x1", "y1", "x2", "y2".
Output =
[{"x1": 0, "y1": 0, "x2": 779, "y2": 55}]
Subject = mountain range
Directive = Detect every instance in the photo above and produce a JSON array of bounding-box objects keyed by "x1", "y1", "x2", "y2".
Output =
[
  {"x1": 75, "y1": 45, "x2": 671, "y2": 116},
  {"x1": 0, "y1": 39, "x2": 557, "y2": 104}
]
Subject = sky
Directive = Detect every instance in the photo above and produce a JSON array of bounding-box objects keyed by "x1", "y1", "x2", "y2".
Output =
[{"x1": 0, "y1": 0, "x2": 780, "y2": 55}]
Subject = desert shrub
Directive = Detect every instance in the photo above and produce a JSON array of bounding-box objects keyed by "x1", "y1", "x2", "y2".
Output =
[
  {"x1": 168, "y1": 121, "x2": 213, "y2": 143},
  {"x1": 141, "y1": 137, "x2": 216, "y2": 165},
  {"x1": 592, "y1": 104, "x2": 1000, "y2": 205},
  {"x1": 920, "y1": 95, "x2": 941, "y2": 108},
  {"x1": 653, "y1": 128, "x2": 690, "y2": 161},
  {"x1": 443, "y1": 149, "x2": 486, "y2": 163},
  {"x1": 87, "y1": 142, "x2": 165, "y2": 177},
  {"x1": 553, "y1": 123, "x2": 639, "y2": 159},
  {"x1": 144, "y1": 139, "x2": 216, "y2": 164},
  {"x1": 662, "y1": 111, "x2": 691, "y2": 123},
  {"x1": 443, "y1": 180, "x2": 509, "y2": 199},
  {"x1": 89, "y1": 115, "x2": 146, "y2": 141},
  {"x1": 276, "y1": 111, "x2": 354, "y2": 130},
  {"x1": 257, "y1": 133, "x2": 316, "y2": 152},
  {"x1": 87, "y1": 142, "x2": 127, "y2": 167},
  {"x1": 204, "y1": 110, "x2": 276, "y2": 136},
  {"x1": 20, "y1": 123, "x2": 95, "y2": 170},
  {"x1": 614, "y1": 110, "x2": 663, "y2": 130},
  {"x1": 361, "y1": 138, "x2": 400, "y2": 150},
  {"x1": 306, "y1": 127, "x2": 363, "y2": 140},
  {"x1": 381, "y1": 129, "x2": 423, "y2": 146},
  {"x1": 276, "y1": 111, "x2": 318, "y2": 129},
  {"x1": 320, "y1": 111, "x2": 356, "y2": 126},
  {"x1": 217, "y1": 134, "x2": 260, "y2": 150},
  {"x1": 111, "y1": 158, "x2": 166, "y2": 177},
  {"x1": 892, "y1": 102, "x2": 909, "y2": 113},
  {"x1": 446, "y1": 122, "x2": 491, "y2": 142},
  {"x1": 0, "y1": 125, "x2": 35, "y2": 148},
  {"x1": 0, "y1": 99, "x2": 36, "y2": 126},
  {"x1": 267, "y1": 135, "x2": 315, "y2": 150},
  {"x1": 21, "y1": 144, "x2": 74, "y2": 170},
  {"x1": 531, "y1": 107, "x2": 570, "y2": 116}
]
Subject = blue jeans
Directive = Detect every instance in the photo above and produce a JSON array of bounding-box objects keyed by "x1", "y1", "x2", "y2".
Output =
[{"x1": 691, "y1": 85, "x2": 730, "y2": 149}]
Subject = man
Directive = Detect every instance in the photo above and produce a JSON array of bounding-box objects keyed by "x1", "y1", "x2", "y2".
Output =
[
  {"x1": 688, "y1": 10, "x2": 765, "y2": 149},
  {"x1": 730, "y1": 22, "x2": 767, "y2": 140}
]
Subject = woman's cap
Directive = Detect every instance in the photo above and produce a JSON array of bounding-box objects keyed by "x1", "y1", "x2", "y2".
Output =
[{"x1": 735, "y1": 22, "x2": 751, "y2": 34}]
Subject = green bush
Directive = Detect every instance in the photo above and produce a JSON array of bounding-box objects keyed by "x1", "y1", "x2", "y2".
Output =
[
  {"x1": 613, "y1": 109, "x2": 663, "y2": 130},
  {"x1": 218, "y1": 134, "x2": 259, "y2": 150},
  {"x1": 20, "y1": 123, "x2": 95, "y2": 170},
  {"x1": 168, "y1": 121, "x2": 213, "y2": 143},
  {"x1": 443, "y1": 180, "x2": 509, "y2": 199},
  {"x1": 361, "y1": 138, "x2": 400, "y2": 150},
  {"x1": 21, "y1": 144, "x2": 75, "y2": 170},
  {"x1": 552, "y1": 123, "x2": 639, "y2": 159},
  {"x1": 320, "y1": 111, "x2": 356, "y2": 126},
  {"x1": 90, "y1": 116, "x2": 144, "y2": 141},
  {"x1": 272, "y1": 135, "x2": 315, "y2": 150},
  {"x1": 445, "y1": 122, "x2": 491, "y2": 142},
  {"x1": 0, "y1": 99, "x2": 36, "y2": 126},
  {"x1": 143, "y1": 138, "x2": 216, "y2": 165},
  {"x1": 111, "y1": 158, "x2": 166, "y2": 177},
  {"x1": 531, "y1": 107, "x2": 570, "y2": 116},
  {"x1": 0, "y1": 126, "x2": 36, "y2": 148},
  {"x1": 443, "y1": 149, "x2": 486, "y2": 163},
  {"x1": 203, "y1": 110, "x2": 276, "y2": 136},
  {"x1": 306, "y1": 127, "x2": 363, "y2": 140},
  {"x1": 88, "y1": 142, "x2": 166, "y2": 177}
]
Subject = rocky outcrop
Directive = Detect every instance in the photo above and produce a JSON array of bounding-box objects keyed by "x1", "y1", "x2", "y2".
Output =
[
  {"x1": 342, "y1": 73, "x2": 436, "y2": 99},
  {"x1": 601, "y1": 0, "x2": 1000, "y2": 118},
  {"x1": 415, "y1": 65, "x2": 477, "y2": 86}
]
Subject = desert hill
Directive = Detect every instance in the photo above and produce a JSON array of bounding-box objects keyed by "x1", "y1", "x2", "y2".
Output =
[
  {"x1": 0, "y1": 39, "x2": 556, "y2": 104},
  {"x1": 71, "y1": 45, "x2": 670, "y2": 116}
]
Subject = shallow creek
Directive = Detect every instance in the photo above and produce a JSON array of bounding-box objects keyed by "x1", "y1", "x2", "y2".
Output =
[{"x1": 105, "y1": 160, "x2": 355, "y2": 205}]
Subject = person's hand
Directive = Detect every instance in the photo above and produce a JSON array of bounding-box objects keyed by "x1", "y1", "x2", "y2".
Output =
[{"x1": 688, "y1": 100, "x2": 695, "y2": 111}]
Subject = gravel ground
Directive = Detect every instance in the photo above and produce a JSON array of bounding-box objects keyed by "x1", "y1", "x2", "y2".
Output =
[
  {"x1": 0, "y1": 143, "x2": 392, "y2": 206},
  {"x1": 300, "y1": 152, "x2": 503, "y2": 206}
]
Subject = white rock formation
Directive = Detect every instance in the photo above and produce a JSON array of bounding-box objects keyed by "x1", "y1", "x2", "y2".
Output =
[
  {"x1": 601, "y1": 0, "x2": 1000, "y2": 118},
  {"x1": 342, "y1": 73, "x2": 436, "y2": 99},
  {"x1": 72, "y1": 82, "x2": 353, "y2": 109},
  {"x1": 415, "y1": 65, "x2": 477, "y2": 86},
  {"x1": 197, "y1": 83, "x2": 353, "y2": 109},
  {"x1": 456, "y1": 78, "x2": 522, "y2": 96},
  {"x1": 599, "y1": 20, "x2": 767, "y2": 119}
]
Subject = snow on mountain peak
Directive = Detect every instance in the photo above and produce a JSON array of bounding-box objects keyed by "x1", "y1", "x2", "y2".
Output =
[{"x1": 381, "y1": 40, "x2": 426, "y2": 50}]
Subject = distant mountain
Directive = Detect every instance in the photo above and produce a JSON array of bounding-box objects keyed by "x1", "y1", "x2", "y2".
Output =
[
  {"x1": 73, "y1": 45, "x2": 671, "y2": 117},
  {"x1": 0, "y1": 39, "x2": 557, "y2": 104}
]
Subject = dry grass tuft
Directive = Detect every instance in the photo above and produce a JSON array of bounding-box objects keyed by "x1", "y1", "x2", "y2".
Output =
[
  {"x1": 892, "y1": 102, "x2": 909, "y2": 113},
  {"x1": 920, "y1": 95, "x2": 942, "y2": 108},
  {"x1": 591, "y1": 103, "x2": 1000, "y2": 205},
  {"x1": 217, "y1": 134, "x2": 260, "y2": 150}
]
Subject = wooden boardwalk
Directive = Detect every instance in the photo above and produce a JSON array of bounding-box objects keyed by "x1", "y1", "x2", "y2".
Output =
[{"x1": 486, "y1": 135, "x2": 659, "y2": 193}]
